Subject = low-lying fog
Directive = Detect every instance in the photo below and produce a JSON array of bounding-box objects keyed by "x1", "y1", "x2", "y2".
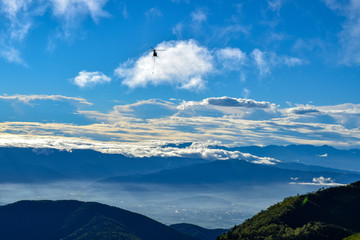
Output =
[{"x1": 0, "y1": 181, "x2": 321, "y2": 228}]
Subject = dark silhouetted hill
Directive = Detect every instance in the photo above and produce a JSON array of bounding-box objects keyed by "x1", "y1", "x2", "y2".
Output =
[
  {"x1": 170, "y1": 223, "x2": 228, "y2": 240},
  {"x1": 218, "y1": 181, "x2": 360, "y2": 240},
  {"x1": 0, "y1": 200, "x2": 194, "y2": 240}
]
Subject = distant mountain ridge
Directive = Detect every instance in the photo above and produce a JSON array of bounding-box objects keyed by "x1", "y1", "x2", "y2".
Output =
[
  {"x1": 1, "y1": 145, "x2": 359, "y2": 185},
  {"x1": 0, "y1": 200, "x2": 194, "y2": 240},
  {"x1": 0, "y1": 147, "x2": 207, "y2": 182},
  {"x1": 218, "y1": 181, "x2": 360, "y2": 240},
  {"x1": 223, "y1": 144, "x2": 360, "y2": 171},
  {"x1": 102, "y1": 159, "x2": 360, "y2": 186}
]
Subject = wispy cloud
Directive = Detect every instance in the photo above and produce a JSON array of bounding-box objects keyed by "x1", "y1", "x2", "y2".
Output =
[
  {"x1": 73, "y1": 70, "x2": 111, "y2": 88},
  {"x1": 191, "y1": 9, "x2": 207, "y2": 23},
  {"x1": 0, "y1": 0, "x2": 109, "y2": 63},
  {"x1": 145, "y1": 7, "x2": 162, "y2": 20},
  {"x1": 251, "y1": 49, "x2": 305, "y2": 76},
  {"x1": 323, "y1": 0, "x2": 360, "y2": 65},
  {"x1": 267, "y1": 0, "x2": 285, "y2": 11},
  {"x1": 0, "y1": 94, "x2": 92, "y2": 105},
  {"x1": 216, "y1": 47, "x2": 247, "y2": 71}
]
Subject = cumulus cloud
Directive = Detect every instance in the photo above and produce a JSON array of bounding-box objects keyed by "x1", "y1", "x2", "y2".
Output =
[
  {"x1": 0, "y1": 94, "x2": 92, "y2": 105},
  {"x1": 251, "y1": 49, "x2": 304, "y2": 76},
  {"x1": 73, "y1": 70, "x2": 111, "y2": 88},
  {"x1": 115, "y1": 40, "x2": 214, "y2": 91},
  {"x1": 113, "y1": 38, "x2": 304, "y2": 89}
]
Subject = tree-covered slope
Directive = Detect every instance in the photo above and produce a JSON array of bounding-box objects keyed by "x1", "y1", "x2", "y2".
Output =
[
  {"x1": 170, "y1": 223, "x2": 228, "y2": 240},
  {"x1": 0, "y1": 200, "x2": 194, "y2": 240},
  {"x1": 218, "y1": 181, "x2": 360, "y2": 240}
]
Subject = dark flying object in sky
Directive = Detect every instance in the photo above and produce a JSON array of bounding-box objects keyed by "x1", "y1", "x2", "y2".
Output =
[
  {"x1": 150, "y1": 47, "x2": 166, "y2": 74},
  {"x1": 151, "y1": 47, "x2": 165, "y2": 57}
]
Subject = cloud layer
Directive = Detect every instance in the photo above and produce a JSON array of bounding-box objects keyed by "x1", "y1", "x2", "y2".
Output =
[{"x1": 0, "y1": 95, "x2": 359, "y2": 150}]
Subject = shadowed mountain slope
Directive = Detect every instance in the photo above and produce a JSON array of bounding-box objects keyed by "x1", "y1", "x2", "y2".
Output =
[
  {"x1": 0, "y1": 200, "x2": 194, "y2": 240},
  {"x1": 0, "y1": 147, "x2": 207, "y2": 182},
  {"x1": 218, "y1": 181, "x2": 360, "y2": 240},
  {"x1": 170, "y1": 223, "x2": 228, "y2": 240}
]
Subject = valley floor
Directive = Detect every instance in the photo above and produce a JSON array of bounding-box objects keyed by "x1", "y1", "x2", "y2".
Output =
[{"x1": 0, "y1": 181, "x2": 321, "y2": 228}]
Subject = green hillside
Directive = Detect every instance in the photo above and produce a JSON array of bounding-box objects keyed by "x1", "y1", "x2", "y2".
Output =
[
  {"x1": 344, "y1": 233, "x2": 360, "y2": 240},
  {"x1": 218, "y1": 181, "x2": 360, "y2": 240}
]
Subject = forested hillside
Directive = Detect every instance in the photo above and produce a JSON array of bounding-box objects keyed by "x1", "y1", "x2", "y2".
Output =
[{"x1": 218, "y1": 181, "x2": 360, "y2": 240}]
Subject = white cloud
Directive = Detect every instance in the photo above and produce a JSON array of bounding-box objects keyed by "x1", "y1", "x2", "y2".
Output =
[
  {"x1": 242, "y1": 88, "x2": 250, "y2": 98},
  {"x1": 251, "y1": 49, "x2": 304, "y2": 76},
  {"x1": 251, "y1": 49, "x2": 270, "y2": 76},
  {"x1": 283, "y1": 103, "x2": 360, "y2": 129},
  {"x1": 115, "y1": 41, "x2": 304, "y2": 90},
  {"x1": 0, "y1": 46, "x2": 26, "y2": 65},
  {"x1": 267, "y1": 0, "x2": 284, "y2": 11},
  {"x1": 0, "y1": 94, "x2": 92, "y2": 105},
  {"x1": 191, "y1": 9, "x2": 206, "y2": 23},
  {"x1": 172, "y1": 23, "x2": 184, "y2": 38},
  {"x1": 0, "y1": 0, "x2": 109, "y2": 64},
  {"x1": 115, "y1": 40, "x2": 214, "y2": 91},
  {"x1": 50, "y1": 0, "x2": 109, "y2": 23},
  {"x1": 216, "y1": 47, "x2": 247, "y2": 70},
  {"x1": 73, "y1": 70, "x2": 111, "y2": 88},
  {"x1": 323, "y1": 0, "x2": 360, "y2": 65},
  {"x1": 291, "y1": 176, "x2": 345, "y2": 186},
  {"x1": 145, "y1": 7, "x2": 162, "y2": 20},
  {"x1": 317, "y1": 153, "x2": 328, "y2": 158},
  {"x1": 1, "y1": 96, "x2": 360, "y2": 150},
  {"x1": 0, "y1": 133, "x2": 281, "y2": 164}
]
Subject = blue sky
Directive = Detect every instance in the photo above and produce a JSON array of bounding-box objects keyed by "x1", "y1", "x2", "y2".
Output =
[{"x1": 0, "y1": 0, "x2": 360, "y2": 152}]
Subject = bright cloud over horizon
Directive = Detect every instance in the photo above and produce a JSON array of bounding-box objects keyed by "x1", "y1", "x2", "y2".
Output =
[{"x1": 0, "y1": 94, "x2": 359, "y2": 150}]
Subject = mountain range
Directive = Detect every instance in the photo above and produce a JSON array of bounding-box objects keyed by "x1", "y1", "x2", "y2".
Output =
[
  {"x1": 102, "y1": 159, "x2": 360, "y2": 186},
  {"x1": 1, "y1": 145, "x2": 359, "y2": 186}
]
